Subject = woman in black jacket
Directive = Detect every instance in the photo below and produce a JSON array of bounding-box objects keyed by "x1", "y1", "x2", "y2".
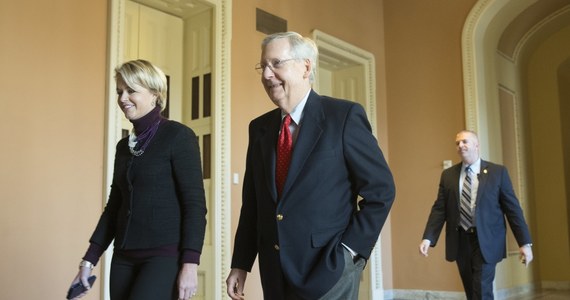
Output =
[{"x1": 68, "y1": 59, "x2": 207, "y2": 300}]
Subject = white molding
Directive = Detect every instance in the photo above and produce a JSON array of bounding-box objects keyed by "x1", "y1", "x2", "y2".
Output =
[
  {"x1": 102, "y1": 1, "x2": 126, "y2": 298},
  {"x1": 462, "y1": 0, "x2": 492, "y2": 133},
  {"x1": 386, "y1": 283, "x2": 539, "y2": 300},
  {"x1": 311, "y1": 29, "x2": 381, "y2": 299},
  {"x1": 542, "y1": 281, "x2": 570, "y2": 290},
  {"x1": 311, "y1": 30, "x2": 377, "y2": 134},
  {"x1": 211, "y1": 0, "x2": 232, "y2": 299},
  {"x1": 512, "y1": 5, "x2": 570, "y2": 63},
  {"x1": 496, "y1": 283, "x2": 536, "y2": 299},
  {"x1": 385, "y1": 289, "x2": 465, "y2": 300}
]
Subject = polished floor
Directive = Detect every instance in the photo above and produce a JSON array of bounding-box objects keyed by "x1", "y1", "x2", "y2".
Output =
[{"x1": 505, "y1": 289, "x2": 570, "y2": 299}]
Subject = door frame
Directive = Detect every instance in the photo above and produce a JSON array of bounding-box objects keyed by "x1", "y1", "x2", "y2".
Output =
[{"x1": 311, "y1": 29, "x2": 383, "y2": 300}]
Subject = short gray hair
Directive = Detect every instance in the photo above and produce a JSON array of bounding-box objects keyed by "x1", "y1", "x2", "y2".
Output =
[{"x1": 262, "y1": 31, "x2": 318, "y2": 83}]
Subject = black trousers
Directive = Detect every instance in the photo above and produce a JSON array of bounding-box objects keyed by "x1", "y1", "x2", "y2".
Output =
[
  {"x1": 110, "y1": 253, "x2": 179, "y2": 300},
  {"x1": 456, "y1": 229, "x2": 496, "y2": 300}
]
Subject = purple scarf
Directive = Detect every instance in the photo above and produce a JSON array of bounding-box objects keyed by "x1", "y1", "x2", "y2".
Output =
[{"x1": 129, "y1": 106, "x2": 163, "y2": 156}]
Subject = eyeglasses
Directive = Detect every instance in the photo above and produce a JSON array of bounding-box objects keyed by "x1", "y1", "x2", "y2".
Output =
[{"x1": 255, "y1": 58, "x2": 297, "y2": 74}]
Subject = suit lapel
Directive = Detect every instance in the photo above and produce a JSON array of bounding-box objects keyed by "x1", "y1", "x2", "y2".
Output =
[
  {"x1": 280, "y1": 91, "x2": 324, "y2": 199},
  {"x1": 476, "y1": 160, "x2": 489, "y2": 205},
  {"x1": 259, "y1": 109, "x2": 282, "y2": 201},
  {"x1": 451, "y1": 164, "x2": 462, "y2": 204}
]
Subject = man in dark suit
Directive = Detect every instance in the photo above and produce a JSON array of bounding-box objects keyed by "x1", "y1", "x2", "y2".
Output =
[
  {"x1": 419, "y1": 130, "x2": 534, "y2": 300},
  {"x1": 226, "y1": 31, "x2": 395, "y2": 300}
]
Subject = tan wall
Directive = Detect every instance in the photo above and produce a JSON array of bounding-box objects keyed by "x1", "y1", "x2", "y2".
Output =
[
  {"x1": 0, "y1": 1, "x2": 108, "y2": 299},
  {"x1": 527, "y1": 25, "x2": 570, "y2": 283},
  {"x1": 383, "y1": 0, "x2": 477, "y2": 292}
]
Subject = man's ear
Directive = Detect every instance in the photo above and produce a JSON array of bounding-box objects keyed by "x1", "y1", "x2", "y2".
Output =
[{"x1": 303, "y1": 58, "x2": 312, "y2": 79}]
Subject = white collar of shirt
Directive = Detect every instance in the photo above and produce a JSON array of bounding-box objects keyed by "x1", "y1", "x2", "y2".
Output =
[
  {"x1": 463, "y1": 158, "x2": 481, "y2": 176},
  {"x1": 281, "y1": 89, "x2": 310, "y2": 125}
]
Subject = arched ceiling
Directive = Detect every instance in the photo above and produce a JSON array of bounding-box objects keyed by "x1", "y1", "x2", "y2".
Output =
[{"x1": 498, "y1": 0, "x2": 570, "y2": 61}]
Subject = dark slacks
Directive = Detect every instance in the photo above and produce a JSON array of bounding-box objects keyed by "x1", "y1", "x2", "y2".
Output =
[
  {"x1": 110, "y1": 253, "x2": 179, "y2": 300},
  {"x1": 283, "y1": 247, "x2": 365, "y2": 300},
  {"x1": 456, "y1": 229, "x2": 496, "y2": 300}
]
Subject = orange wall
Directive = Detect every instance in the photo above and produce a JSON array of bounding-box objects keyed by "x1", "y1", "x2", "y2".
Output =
[
  {"x1": 383, "y1": 0, "x2": 477, "y2": 292},
  {"x1": 527, "y1": 25, "x2": 570, "y2": 282},
  {"x1": 0, "y1": 1, "x2": 107, "y2": 299}
]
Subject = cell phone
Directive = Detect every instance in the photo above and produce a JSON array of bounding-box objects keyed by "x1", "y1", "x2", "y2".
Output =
[{"x1": 66, "y1": 275, "x2": 96, "y2": 299}]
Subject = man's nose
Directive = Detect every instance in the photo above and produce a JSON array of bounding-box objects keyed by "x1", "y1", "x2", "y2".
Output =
[{"x1": 262, "y1": 66, "x2": 275, "y2": 77}]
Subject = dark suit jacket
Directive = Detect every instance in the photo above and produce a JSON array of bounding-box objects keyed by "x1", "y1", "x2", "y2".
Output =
[
  {"x1": 231, "y1": 90, "x2": 395, "y2": 299},
  {"x1": 90, "y1": 120, "x2": 207, "y2": 253},
  {"x1": 422, "y1": 160, "x2": 532, "y2": 264}
]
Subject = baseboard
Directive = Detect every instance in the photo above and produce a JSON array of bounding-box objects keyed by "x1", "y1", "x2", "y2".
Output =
[
  {"x1": 385, "y1": 282, "x2": 544, "y2": 300},
  {"x1": 495, "y1": 283, "x2": 535, "y2": 299},
  {"x1": 384, "y1": 289, "x2": 465, "y2": 299},
  {"x1": 542, "y1": 281, "x2": 570, "y2": 290}
]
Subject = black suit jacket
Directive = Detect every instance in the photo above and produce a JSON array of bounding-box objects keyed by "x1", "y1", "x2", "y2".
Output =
[
  {"x1": 90, "y1": 120, "x2": 207, "y2": 253},
  {"x1": 422, "y1": 160, "x2": 532, "y2": 264},
  {"x1": 231, "y1": 90, "x2": 395, "y2": 299}
]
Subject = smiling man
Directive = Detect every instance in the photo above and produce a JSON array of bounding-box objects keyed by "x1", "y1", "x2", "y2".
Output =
[{"x1": 226, "y1": 32, "x2": 395, "y2": 300}]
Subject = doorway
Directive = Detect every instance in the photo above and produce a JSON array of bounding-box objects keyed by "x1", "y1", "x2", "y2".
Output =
[
  {"x1": 312, "y1": 29, "x2": 383, "y2": 300},
  {"x1": 105, "y1": 0, "x2": 231, "y2": 299}
]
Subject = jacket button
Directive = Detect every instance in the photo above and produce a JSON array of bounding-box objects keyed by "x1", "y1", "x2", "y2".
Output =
[
  {"x1": 276, "y1": 214, "x2": 283, "y2": 221},
  {"x1": 274, "y1": 244, "x2": 280, "y2": 251}
]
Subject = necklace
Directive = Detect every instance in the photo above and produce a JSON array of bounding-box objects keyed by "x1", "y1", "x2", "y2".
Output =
[{"x1": 128, "y1": 119, "x2": 162, "y2": 156}]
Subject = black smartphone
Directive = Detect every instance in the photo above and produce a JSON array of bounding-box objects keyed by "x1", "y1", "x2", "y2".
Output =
[{"x1": 66, "y1": 275, "x2": 96, "y2": 299}]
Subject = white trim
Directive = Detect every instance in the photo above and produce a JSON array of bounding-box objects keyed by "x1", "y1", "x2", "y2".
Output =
[
  {"x1": 542, "y1": 281, "x2": 570, "y2": 290},
  {"x1": 311, "y1": 30, "x2": 377, "y2": 134},
  {"x1": 511, "y1": 5, "x2": 570, "y2": 63},
  {"x1": 386, "y1": 283, "x2": 540, "y2": 300},
  {"x1": 102, "y1": 1, "x2": 126, "y2": 298},
  {"x1": 385, "y1": 289, "x2": 465, "y2": 300},
  {"x1": 211, "y1": 0, "x2": 232, "y2": 299},
  {"x1": 311, "y1": 29, "x2": 381, "y2": 299}
]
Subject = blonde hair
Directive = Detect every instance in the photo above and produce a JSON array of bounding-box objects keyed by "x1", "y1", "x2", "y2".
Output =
[{"x1": 115, "y1": 59, "x2": 168, "y2": 110}]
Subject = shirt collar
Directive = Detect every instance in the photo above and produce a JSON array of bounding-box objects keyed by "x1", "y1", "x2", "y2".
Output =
[
  {"x1": 463, "y1": 158, "x2": 481, "y2": 175},
  {"x1": 281, "y1": 89, "x2": 310, "y2": 125}
]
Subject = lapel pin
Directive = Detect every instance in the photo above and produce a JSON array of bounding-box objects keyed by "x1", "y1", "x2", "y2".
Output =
[{"x1": 483, "y1": 169, "x2": 488, "y2": 174}]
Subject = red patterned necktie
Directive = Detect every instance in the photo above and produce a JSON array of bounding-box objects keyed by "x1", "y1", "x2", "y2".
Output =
[{"x1": 276, "y1": 114, "x2": 292, "y2": 197}]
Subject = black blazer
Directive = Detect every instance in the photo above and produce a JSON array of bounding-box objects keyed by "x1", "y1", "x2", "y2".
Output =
[
  {"x1": 90, "y1": 120, "x2": 207, "y2": 253},
  {"x1": 231, "y1": 90, "x2": 395, "y2": 299},
  {"x1": 422, "y1": 160, "x2": 532, "y2": 264}
]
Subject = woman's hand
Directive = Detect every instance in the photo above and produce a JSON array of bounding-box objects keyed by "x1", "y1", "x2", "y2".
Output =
[
  {"x1": 177, "y1": 263, "x2": 198, "y2": 300},
  {"x1": 68, "y1": 265, "x2": 93, "y2": 299}
]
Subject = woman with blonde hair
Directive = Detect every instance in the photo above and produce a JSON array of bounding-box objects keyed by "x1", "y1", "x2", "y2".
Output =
[{"x1": 68, "y1": 59, "x2": 207, "y2": 300}]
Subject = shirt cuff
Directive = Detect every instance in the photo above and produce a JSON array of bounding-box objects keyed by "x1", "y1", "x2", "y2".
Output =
[
  {"x1": 341, "y1": 243, "x2": 358, "y2": 258},
  {"x1": 181, "y1": 249, "x2": 201, "y2": 264}
]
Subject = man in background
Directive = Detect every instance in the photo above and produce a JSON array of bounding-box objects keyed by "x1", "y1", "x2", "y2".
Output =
[{"x1": 419, "y1": 130, "x2": 533, "y2": 300}]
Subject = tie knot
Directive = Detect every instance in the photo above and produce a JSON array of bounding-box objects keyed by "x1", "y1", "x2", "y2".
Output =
[
  {"x1": 283, "y1": 114, "x2": 291, "y2": 126},
  {"x1": 465, "y1": 166, "x2": 471, "y2": 173}
]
